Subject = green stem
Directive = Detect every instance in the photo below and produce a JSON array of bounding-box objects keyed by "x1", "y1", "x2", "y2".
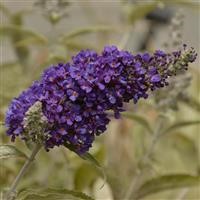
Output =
[
  {"x1": 124, "y1": 116, "x2": 165, "y2": 200},
  {"x1": 6, "y1": 144, "x2": 41, "y2": 200},
  {"x1": 118, "y1": 29, "x2": 132, "y2": 50}
]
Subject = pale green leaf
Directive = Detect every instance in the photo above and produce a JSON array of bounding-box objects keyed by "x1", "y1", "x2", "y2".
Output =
[
  {"x1": 0, "y1": 62, "x2": 19, "y2": 69},
  {"x1": 0, "y1": 25, "x2": 47, "y2": 44},
  {"x1": 62, "y1": 25, "x2": 115, "y2": 41},
  {"x1": 80, "y1": 152, "x2": 102, "y2": 168},
  {"x1": 41, "y1": 55, "x2": 66, "y2": 66},
  {"x1": 63, "y1": 40, "x2": 97, "y2": 51},
  {"x1": 15, "y1": 37, "x2": 48, "y2": 47},
  {"x1": 64, "y1": 143, "x2": 106, "y2": 189},
  {"x1": 170, "y1": 133, "x2": 198, "y2": 169},
  {"x1": 0, "y1": 121, "x2": 5, "y2": 126},
  {"x1": 162, "y1": 120, "x2": 200, "y2": 135},
  {"x1": 18, "y1": 188, "x2": 94, "y2": 200},
  {"x1": 134, "y1": 174, "x2": 200, "y2": 199},
  {"x1": 80, "y1": 152, "x2": 106, "y2": 189},
  {"x1": 122, "y1": 112, "x2": 153, "y2": 133},
  {"x1": 124, "y1": 2, "x2": 158, "y2": 23},
  {"x1": 180, "y1": 95, "x2": 200, "y2": 112},
  {"x1": 0, "y1": 145, "x2": 28, "y2": 159},
  {"x1": 74, "y1": 163, "x2": 99, "y2": 190},
  {"x1": 161, "y1": 0, "x2": 200, "y2": 9},
  {"x1": 74, "y1": 146, "x2": 105, "y2": 190}
]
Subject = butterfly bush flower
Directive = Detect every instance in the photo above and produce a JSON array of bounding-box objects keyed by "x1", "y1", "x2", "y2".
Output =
[{"x1": 5, "y1": 45, "x2": 197, "y2": 154}]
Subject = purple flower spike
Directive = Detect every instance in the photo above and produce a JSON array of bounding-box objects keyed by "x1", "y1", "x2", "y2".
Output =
[{"x1": 5, "y1": 45, "x2": 197, "y2": 154}]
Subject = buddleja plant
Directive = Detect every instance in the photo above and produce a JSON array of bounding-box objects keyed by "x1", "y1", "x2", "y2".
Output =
[{"x1": 2, "y1": 43, "x2": 197, "y2": 200}]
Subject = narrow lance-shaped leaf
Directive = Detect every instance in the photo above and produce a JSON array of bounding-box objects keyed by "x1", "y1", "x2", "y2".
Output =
[
  {"x1": 161, "y1": 120, "x2": 200, "y2": 135},
  {"x1": 80, "y1": 152, "x2": 101, "y2": 168},
  {"x1": 0, "y1": 62, "x2": 19, "y2": 69},
  {"x1": 122, "y1": 112, "x2": 153, "y2": 133},
  {"x1": 64, "y1": 143, "x2": 106, "y2": 188},
  {"x1": 161, "y1": 0, "x2": 200, "y2": 9},
  {"x1": 170, "y1": 133, "x2": 198, "y2": 168},
  {"x1": 134, "y1": 174, "x2": 200, "y2": 199},
  {"x1": 124, "y1": 2, "x2": 158, "y2": 23},
  {"x1": 61, "y1": 25, "x2": 115, "y2": 41},
  {"x1": 0, "y1": 25, "x2": 47, "y2": 44},
  {"x1": 15, "y1": 37, "x2": 48, "y2": 47},
  {"x1": 18, "y1": 188, "x2": 95, "y2": 200},
  {"x1": 63, "y1": 40, "x2": 97, "y2": 51},
  {"x1": 0, "y1": 145, "x2": 28, "y2": 159},
  {"x1": 179, "y1": 95, "x2": 200, "y2": 112},
  {"x1": 74, "y1": 146, "x2": 105, "y2": 190},
  {"x1": 80, "y1": 152, "x2": 106, "y2": 189}
]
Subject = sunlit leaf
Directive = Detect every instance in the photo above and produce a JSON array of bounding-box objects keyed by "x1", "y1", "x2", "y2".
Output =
[
  {"x1": 18, "y1": 188, "x2": 94, "y2": 200},
  {"x1": 134, "y1": 174, "x2": 200, "y2": 199},
  {"x1": 161, "y1": 120, "x2": 200, "y2": 135},
  {"x1": 122, "y1": 112, "x2": 153, "y2": 133},
  {"x1": 0, "y1": 25, "x2": 47, "y2": 44},
  {"x1": 61, "y1": 25, "x2": 115, "y2": 41},
  {"x1": 0, "y1": 145, "x2": 28, "y2": 159}
]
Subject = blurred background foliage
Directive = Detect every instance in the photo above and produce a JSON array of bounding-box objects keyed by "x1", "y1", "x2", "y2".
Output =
[{"x1": 0, "y1": 0, "x2": 200, "y2": 199}]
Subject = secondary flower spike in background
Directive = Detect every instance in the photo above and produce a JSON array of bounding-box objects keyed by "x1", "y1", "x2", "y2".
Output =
[{"x1": 5, "y1": 45, "x2": 197, "y2": 154}]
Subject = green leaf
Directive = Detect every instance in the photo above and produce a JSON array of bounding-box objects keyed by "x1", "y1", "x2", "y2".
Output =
[
  {"x1": 15, "y1": 37, "x2": 48, "y2": 47},
  {"x1": 0, "y1": 121, "x2": 5, "y2": 126},
  {"x1": 61, "y1": 25, "x2": 115, "y2": 41},
  {"x1": 41, "y1": 55, "x2": 66, "y2": 66},
  {"x1": 0, "y1": 25, "x2": 47, "y2": 44},
  {"x1": 74, "y1": 146, "x2": 105, "y2": 190},
  {"x1": 162, "y1": 0, "x2": 200, "y2": 9},
  {"x1": 63, "y1": 40, "x2": 97, "y2": 51},
  {"x1": 0, "y1": 62, "x2": 19, "y2": 69},
  {"x1": 80, "y1": 152, "x2": 102, "y2": 168},
  {"x1": 18, "y1": 188, "x2": 94, "y2": 200},
  {"x1": 180, "y1": 95, "x2": 200, "y2": 112},
  {"x1": 170, "y1": 133, "x2": 198, "y2": 169},
  {"x1": 122, "y1": 112, "x2": 153, "y2": 133},
  {"x1": 124, "y1": 2, "x2": 158, "y2": 23},
  {"x1": 0, "y1": 145, "x2": 28, "y2": 159},
  {"x1": 74, "y1": 163, "x2": 98, "y2": 190},
  {"x1": 134, "y1": 174, "x2": 200, "y2": 199},
  {"x1": 81, "y1": 152, "x2": 106, "y2": 189},
  {"x1": 64, "y1": 143, "x2": 106, "y2": 188},
  {"x1": 162, "y1": 120, "x2": 200, "y2": 135}
]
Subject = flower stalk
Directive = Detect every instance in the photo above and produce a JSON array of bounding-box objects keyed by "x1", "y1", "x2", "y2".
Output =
[
  {"x1": 6, "y1": 144, "x2": 41, "y2": 200},
  {"x1": 124, "y1": 115, "x2": 166, "y2": 199}
]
